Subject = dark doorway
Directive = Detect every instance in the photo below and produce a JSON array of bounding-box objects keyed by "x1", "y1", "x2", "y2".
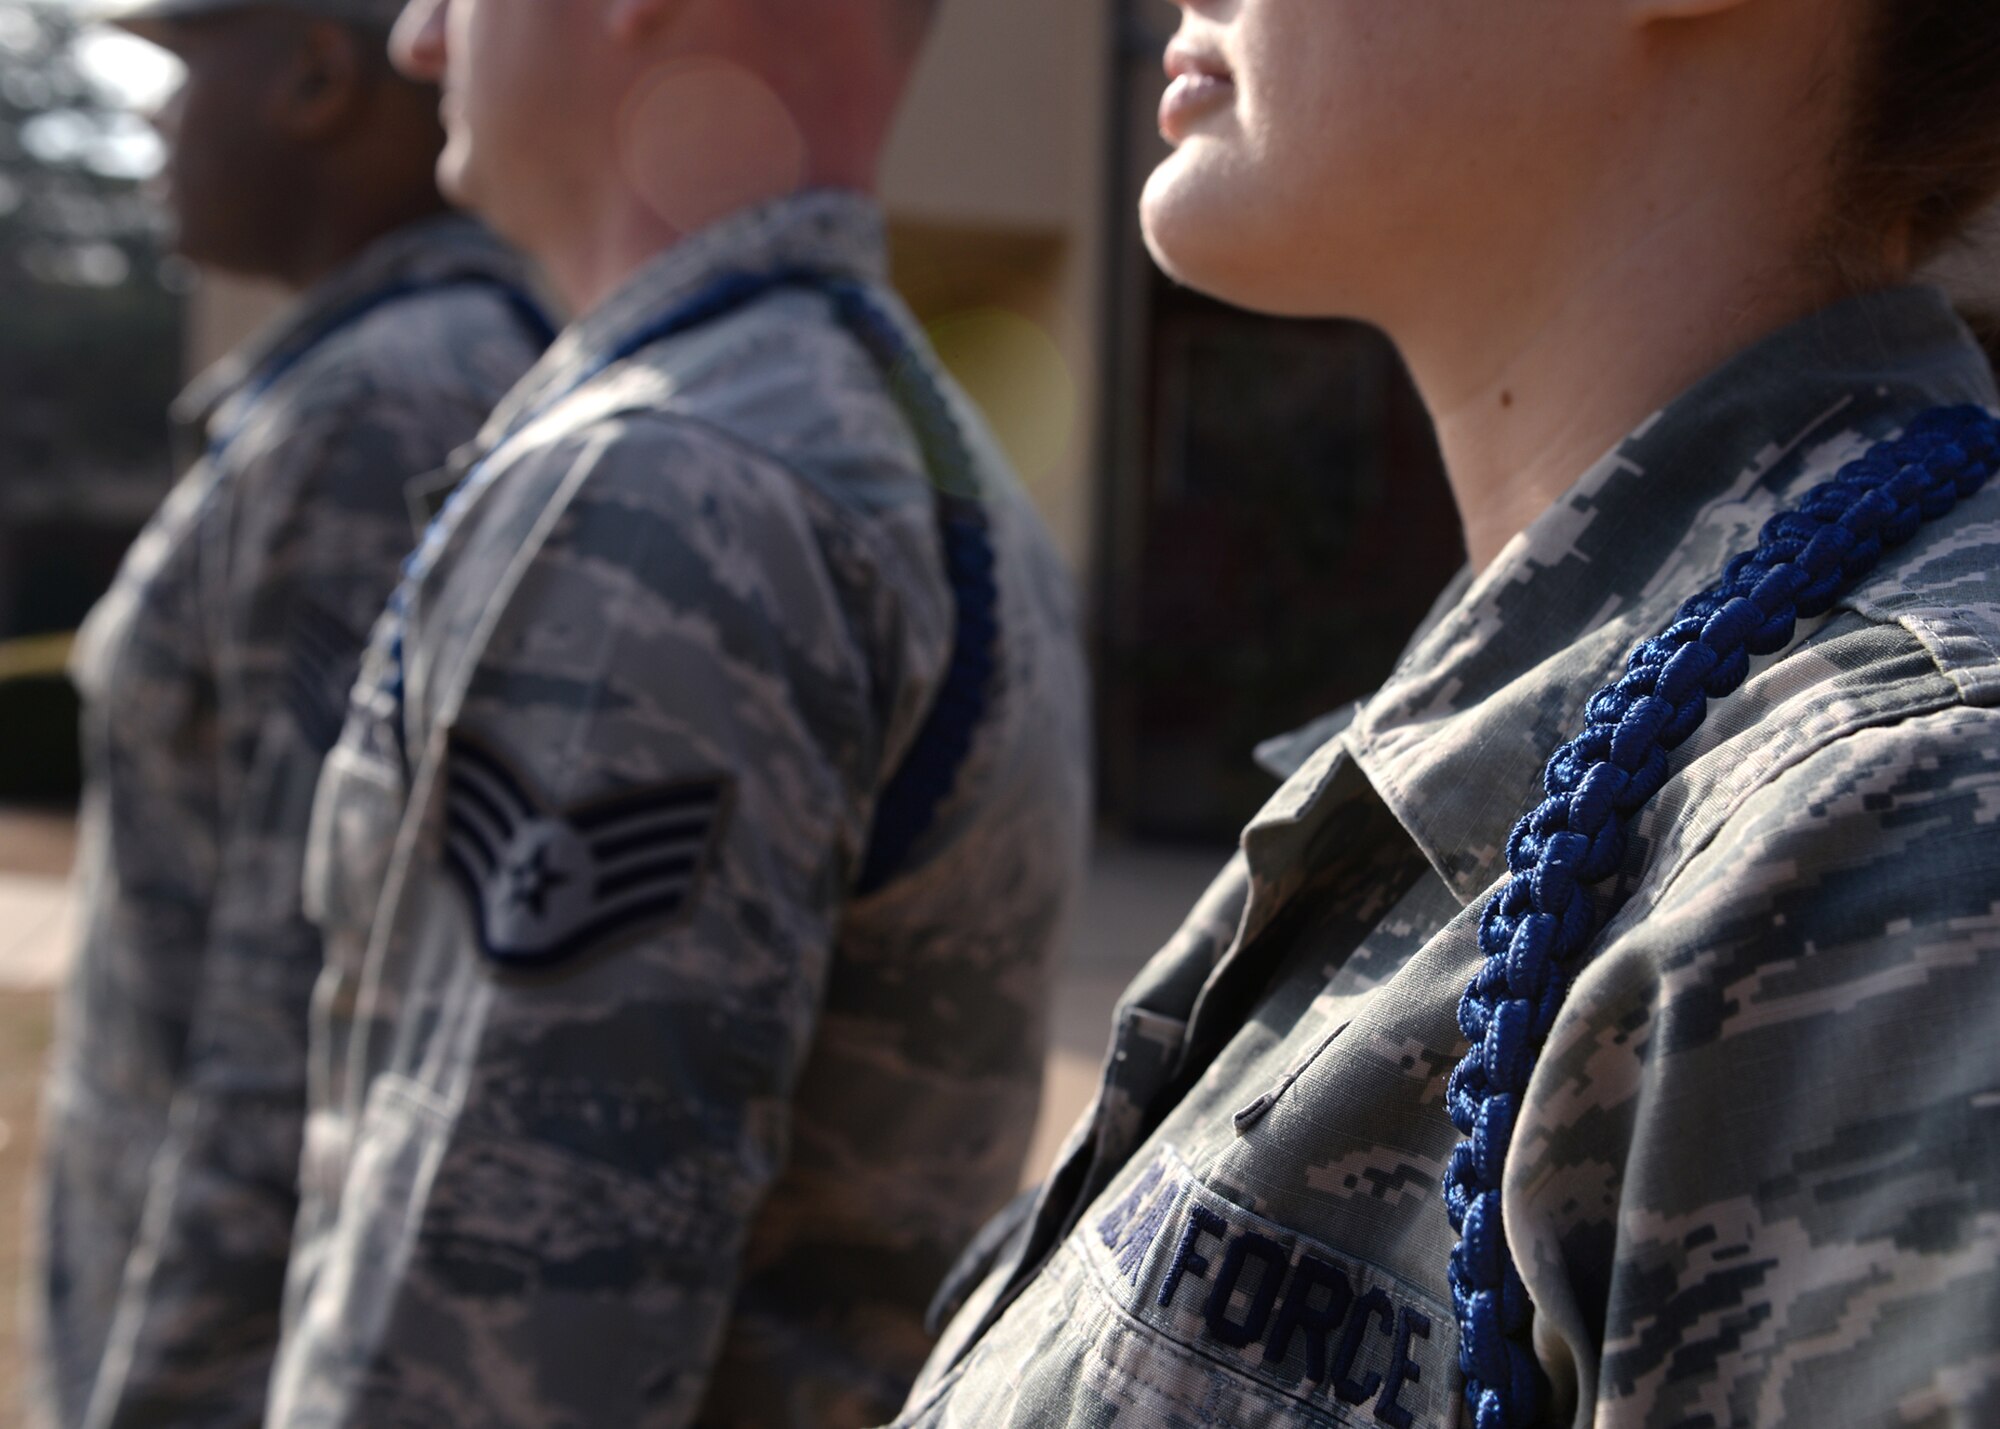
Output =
[{"x1": 1094, "y1": 3, "x2": 1465, "y2": 841}]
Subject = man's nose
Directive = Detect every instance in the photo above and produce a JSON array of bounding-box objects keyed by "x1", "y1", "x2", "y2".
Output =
[{"x1": 389, "y1": 0, "x2": 449, "y2": 83}]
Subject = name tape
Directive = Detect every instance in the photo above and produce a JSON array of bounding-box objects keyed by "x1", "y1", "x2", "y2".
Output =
[{"x1": 1088, "y1": 1147, "x2": 1455, "y2": 1429}]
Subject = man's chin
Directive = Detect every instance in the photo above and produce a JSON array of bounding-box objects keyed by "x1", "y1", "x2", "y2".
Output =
[{"x1": 435, "y1": 146, "x2": 479, "y2": 211}]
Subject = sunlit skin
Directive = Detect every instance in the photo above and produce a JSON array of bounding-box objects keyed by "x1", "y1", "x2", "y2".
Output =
[
  {"x1": 1143, "y1": 0, "x2": 1898, "y2": 572},
  {"x1": 390, "y1": 0, "x2": 926, "y2": 315},
  {"x1": 125, "y1": 9, "x2": 449, "y2": 290}
]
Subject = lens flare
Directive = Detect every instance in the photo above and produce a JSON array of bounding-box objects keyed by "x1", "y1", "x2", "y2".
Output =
[
  {"x1": 925, "y1": 307, "x2": 1076, "y2": 485},
  {"x1": 618, "y1": 58, "x2": 807, "y2": 238}
]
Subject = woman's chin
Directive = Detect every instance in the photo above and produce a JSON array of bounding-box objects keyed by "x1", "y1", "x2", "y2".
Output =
[
  {"x1": 1142, "y1": 159, "x2": 1242, "y2": 294},
  {"x1": 1141, "y1": 169, "x2": 1311, "y2": 316}
]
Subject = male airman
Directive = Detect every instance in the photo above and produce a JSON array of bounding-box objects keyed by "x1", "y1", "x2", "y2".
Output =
[
  {"x1": 31, "y1": 4, "x2": 547, "y2": 1424},
  {"x1": 266, "y1": 0, "x2": 1091, "y2": 1424}
]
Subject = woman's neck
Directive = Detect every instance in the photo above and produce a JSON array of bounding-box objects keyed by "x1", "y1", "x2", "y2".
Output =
[
  {"x1": 1387, "y1": 12, "x2": 1874, "y2": 574},
  {"x1": 1403, "y1": 186, "x2": 1846, "y2": 573}
]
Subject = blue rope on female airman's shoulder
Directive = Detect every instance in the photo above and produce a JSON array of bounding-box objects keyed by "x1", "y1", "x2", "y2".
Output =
[{"x1": 1442, "y1": 403, "x2": 2000, "y2": 1429}]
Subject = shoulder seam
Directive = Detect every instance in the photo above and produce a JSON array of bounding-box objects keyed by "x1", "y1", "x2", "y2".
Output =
[
  {"x1": 1884, "y1": 605, "x2": 2000, "y2": 708},
  {"x1": 1612, "y1": 696, "x2": 1994, "y2": 943},
  {"x1": 550, "y1": 402, "x2": 943, "y2": 587}
]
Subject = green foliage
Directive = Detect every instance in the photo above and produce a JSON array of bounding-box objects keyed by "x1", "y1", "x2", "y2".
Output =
[
  {"x1": 0, "y1": 1, "x2": 182, "y2": 802},
  {"x1": 0, "y1": 0, "x2": 182, "y2": 487},
  {"x1": 0, "y1": 1, "x2": 159, "y2": 270}
]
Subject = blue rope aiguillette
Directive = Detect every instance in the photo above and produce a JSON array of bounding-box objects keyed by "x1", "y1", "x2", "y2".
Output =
[
  {"x1": 827, "y1": 281, "x2": 1000, "y2": 895},
  {"x1": 1441, "y1": 404, "x2": 2000, "y2": 1429}
]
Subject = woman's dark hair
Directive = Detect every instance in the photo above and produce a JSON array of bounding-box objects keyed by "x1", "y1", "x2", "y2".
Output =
[
  {"x1": 1842, "y1": 0, "x2": 2000, "y2": 268},
  {"x1": 1959, "y1": 306, "x2": 2000, "y2": 379}
]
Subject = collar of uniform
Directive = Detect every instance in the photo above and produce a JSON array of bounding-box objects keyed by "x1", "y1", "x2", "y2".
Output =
[
  {"x1": 1245, "y1": 284, "x2": 1995, "y2": 916},
  {"x1": 172, "y1": 213, "x2": 534, "y2": 447},
  {"x1": 479, "y1": 187, "x2": 889, "y2": 445}
]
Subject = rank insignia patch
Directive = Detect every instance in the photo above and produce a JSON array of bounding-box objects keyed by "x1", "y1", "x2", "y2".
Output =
[{"x1": 442, "y1": 734, "x2": 731, "y2": 969}]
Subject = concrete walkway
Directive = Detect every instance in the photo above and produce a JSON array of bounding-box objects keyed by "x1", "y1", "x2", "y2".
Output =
[
  {"x1": 0, "y1": 876, "x2": 72, "y2": 993},
  {"x1": 0, "y1": 812, "x2": 76, "y2": 992}
]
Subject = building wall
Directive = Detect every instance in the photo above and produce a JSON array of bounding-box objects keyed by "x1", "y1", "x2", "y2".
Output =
[{"x1": 882, "y1": 0, "x2": 1113, "y2": 592}]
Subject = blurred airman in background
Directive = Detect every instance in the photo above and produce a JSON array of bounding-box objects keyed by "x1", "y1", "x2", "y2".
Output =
[{"x1": 29, "y1": 3, "x2": 549, "y2": 1424}]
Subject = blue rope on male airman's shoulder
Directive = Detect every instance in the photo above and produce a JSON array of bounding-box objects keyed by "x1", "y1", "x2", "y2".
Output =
[
  {"x1": 1442, "y1": 403, "x2": 2000, "y2": 1429},
  {"x1": 823, "y1": 277, "x2": 1001, "y2": 894}
]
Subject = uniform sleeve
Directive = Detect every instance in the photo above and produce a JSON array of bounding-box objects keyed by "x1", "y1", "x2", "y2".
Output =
[
  {"x1": 276, "y1": 420, "x2": 906, "y2": 1428},
  {"x1": 86, "y1": 384, "x2": 487, "y2": 1429},
  {"x1": 1509, "y1": 704, "x2": 2000, "y2": 1428}
]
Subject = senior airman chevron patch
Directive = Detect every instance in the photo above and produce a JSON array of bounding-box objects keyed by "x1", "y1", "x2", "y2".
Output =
[{"x1": 442, "y1": 734, "x2": 731, "y2": 969}]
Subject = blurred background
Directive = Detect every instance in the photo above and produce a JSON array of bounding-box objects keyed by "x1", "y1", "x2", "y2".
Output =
[
  {"x1": 2, "y1": 0, "x2": 1994, "y2": 1409},
  {"x1": 0, "y1": 0, "x2": 1470, "y2": 838},
  {"x1": 1, "y1": 8, "x2": 183, "y2": 1393},
  {"x1": 0, "y1": 0, "x2": 1441, "y2": 1393}
]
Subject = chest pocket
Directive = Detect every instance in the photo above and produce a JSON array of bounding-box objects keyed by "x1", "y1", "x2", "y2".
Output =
[
  {"x1": 897, "y1": 1146, "x2": 1460, "y2": 1429},
  {"x1": 71, "y1": 463, "x2": 223, "y2": 729}
]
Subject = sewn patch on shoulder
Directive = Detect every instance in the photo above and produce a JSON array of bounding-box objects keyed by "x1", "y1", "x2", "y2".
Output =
[
  {"x1": 442, "y1": 733, "x2": 732, "y2": 969},
  {"x1": 1085, "y1": 1146, "x2": 1458, "y2": 1429}
]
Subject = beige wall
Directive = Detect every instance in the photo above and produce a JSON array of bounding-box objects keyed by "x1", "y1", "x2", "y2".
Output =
[{"x1": 882, "y1": 0, "x2": 1113, "y2": 591}]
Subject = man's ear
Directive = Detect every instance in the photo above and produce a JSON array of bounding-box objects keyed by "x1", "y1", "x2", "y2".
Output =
[
  {"x1": 605, "y1": 0, "x2": 693, "y2": 46},
  {"x1": 269, "y1": 20, "x2": 372, "y2": 141}
]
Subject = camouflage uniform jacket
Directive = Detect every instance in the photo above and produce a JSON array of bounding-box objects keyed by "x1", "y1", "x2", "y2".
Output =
[
  {"x1": 34, "y1": 216, "x2": 547, "y2": 1429},
  {"x1": 271, "y1": 191, "x2": 1091, "y2": 1428},
  {"x1": 894, "y1": 285, "x2": 2000, "y2": 1429}
]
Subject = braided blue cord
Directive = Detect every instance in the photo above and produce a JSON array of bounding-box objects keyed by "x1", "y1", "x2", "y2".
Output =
[
  {"x1": 824, "y1": 279, "x2": 1002, "y2": 894},
  {"x1": 1441, "y1": 403, "x2": 2000, "y2": 1429}
]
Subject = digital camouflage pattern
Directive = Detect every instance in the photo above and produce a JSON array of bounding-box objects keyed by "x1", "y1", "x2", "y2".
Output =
[
  {"x1": 272, "y1": 191, "x2": 1092, "y2": 1428},
  {"x1": 895, "y1": 285, "x2": 2000, "y2": 1429},
  {"x1": 31, "y1": 216, "x2": 547, "y2": 1429}
]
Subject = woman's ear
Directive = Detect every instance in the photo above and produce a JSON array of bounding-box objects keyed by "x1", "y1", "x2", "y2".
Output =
[{"x1": 269, "y1": 20, "x2": 371, "y2": 141}]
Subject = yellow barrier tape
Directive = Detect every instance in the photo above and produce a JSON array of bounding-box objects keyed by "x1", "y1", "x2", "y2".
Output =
[{"x1": 0, "y1": 632, "x2": 77, "y2": 684}]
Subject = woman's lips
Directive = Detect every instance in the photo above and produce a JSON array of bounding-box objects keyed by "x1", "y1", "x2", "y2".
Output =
[{"x1": 1160, "y1": 45, "x2": 1234, "y2": 143}]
